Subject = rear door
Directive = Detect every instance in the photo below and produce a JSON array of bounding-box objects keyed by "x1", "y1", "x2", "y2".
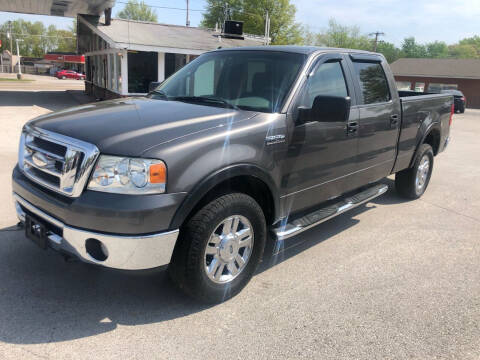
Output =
[{"x1": 347, "y1": 55, "x2": 401, "y2": 184}]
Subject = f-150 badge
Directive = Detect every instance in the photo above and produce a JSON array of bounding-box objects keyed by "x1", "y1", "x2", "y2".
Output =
[{"x1": 265, "y1": 134, "x2": 286, "y2": 145}]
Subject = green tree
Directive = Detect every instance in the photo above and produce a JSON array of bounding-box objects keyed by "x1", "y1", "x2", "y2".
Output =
[
  {"x1": 401, "y1": 37, "x2": 427, "y2": 58},
  {"x1": 0, "y1": 19, "x2": 76, "y2": 58},
  {"x1": 117, "y1": 0, "x2": 158, "y2": 22},
  {"x1": 303, "y1": 19, "x2": 370, "y2": 50},
  {"x1": 426, "y1": 41, "x2": 448, "y2": 58},
  {"x1": 201, "y1": 0, "x2": 303, "y2": 45},
  {"x1": 376, "y1": 41, "x2": 401, "y2": 63},
  {"x1": 448, "y1": 44, "x2": 478, "y2": 59}
]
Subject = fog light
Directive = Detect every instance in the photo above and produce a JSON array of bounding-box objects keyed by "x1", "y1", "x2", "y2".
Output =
[{"x1": 85, "y1": 238, "x2": 108, "y2": 261}]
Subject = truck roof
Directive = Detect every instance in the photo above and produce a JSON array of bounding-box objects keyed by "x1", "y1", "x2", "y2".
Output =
[{"x1": 213, "y1": 45, "x2": 379, "y2": 56}]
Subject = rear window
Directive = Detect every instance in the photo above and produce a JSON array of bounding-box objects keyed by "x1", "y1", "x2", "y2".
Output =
[{"x1": 352, "y1": 62, "x2": 391, "y2": 104}]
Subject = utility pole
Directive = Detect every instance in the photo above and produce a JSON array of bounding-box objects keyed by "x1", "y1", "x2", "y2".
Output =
[
  {"x1": 8, "y1": 21, "x2": 13, "y2": 73},
  {"x1": 369, "y1": 31, "x2": 385, "y2": 52},
  {"x1": 264, "y1": 11, "x2": 270, "y2": 45},
  {"x1": 186, "y1": 0, "x2": 190, "y2": 26}
]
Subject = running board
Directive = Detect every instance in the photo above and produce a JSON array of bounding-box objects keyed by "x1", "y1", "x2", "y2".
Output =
[{"x1": 272, "y1": 184, "x2": 388, "y2": 241}]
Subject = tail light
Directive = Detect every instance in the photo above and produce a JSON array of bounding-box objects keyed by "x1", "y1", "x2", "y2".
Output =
[
  {"x1": 449, "y1": 104, "x2": 454, "y2": 126},
  {"x1": 461, "y1": 96, "x2": 466, "y2": 102}
]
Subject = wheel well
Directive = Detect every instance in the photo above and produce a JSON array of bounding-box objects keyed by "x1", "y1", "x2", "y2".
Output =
[
  {"x1": 424, "y1": 128, "x2": 440, "y2": 155},
  {"x1": 185, "y1": 176, "x2": 275, "y2": 226}
]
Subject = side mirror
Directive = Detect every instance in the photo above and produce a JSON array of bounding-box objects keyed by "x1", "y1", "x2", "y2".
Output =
[
  {"x1": 298, "y1": 95, "x2": 351, "y2": 124},
  {"x1": 149, "y1": 81, "x2": 162, "y2": 92}
]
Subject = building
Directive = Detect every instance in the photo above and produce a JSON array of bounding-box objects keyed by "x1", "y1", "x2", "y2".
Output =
[
  {"x1": 391, "y1": 58, "x2": 480, "y2": 108},
  {"x1": 44, "y1": 53, "x2": 85, "y2": 74},
  {"x1": 77, "y1": 15, "x2": 265, "y2": 99}
]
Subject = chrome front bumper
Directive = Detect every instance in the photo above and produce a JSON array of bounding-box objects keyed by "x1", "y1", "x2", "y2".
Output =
[{"x1": 13, "y1": 193, "x2": 179, "y2": 270}]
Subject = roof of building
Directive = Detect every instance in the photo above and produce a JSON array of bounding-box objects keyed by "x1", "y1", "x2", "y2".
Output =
[
  {"x1": 390, "y1": 58, "x2": 480, "y2": 80},
  {"x1": 95, "y1": 19, "x2": 265, "y2": 52}
]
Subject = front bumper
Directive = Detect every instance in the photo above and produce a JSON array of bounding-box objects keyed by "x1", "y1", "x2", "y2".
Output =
[{"x1": 14, "y1": 193, "x2": 179, "y2": 270}]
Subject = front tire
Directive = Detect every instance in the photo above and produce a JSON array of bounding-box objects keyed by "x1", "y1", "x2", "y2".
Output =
[
  {"x1": 169, "y1": 193, "x2": 266, "y2": 303},
  {"x1": 395, "y1": 143, "x2": 434, "y2": 199}
]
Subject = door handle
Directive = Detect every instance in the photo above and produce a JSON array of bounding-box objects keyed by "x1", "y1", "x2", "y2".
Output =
[
  {"x1": 390, "y1": 114, "x2": 399, "y2": 126},
  {"x1": 347, "y1": 121, "x2": 358, "y2": 135}
]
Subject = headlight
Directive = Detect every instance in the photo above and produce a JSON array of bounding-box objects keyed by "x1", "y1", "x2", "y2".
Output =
[{"x1": 87, "y1": 155, "x2": 166, "y2": 194}]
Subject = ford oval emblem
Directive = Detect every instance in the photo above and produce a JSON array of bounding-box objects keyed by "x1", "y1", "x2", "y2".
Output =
[{"x1": 32, "y1": 152, "x2": 49, "y2": 168}]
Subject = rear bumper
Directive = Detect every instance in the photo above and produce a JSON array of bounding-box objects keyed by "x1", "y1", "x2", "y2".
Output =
[{"x1": 14, "y1": 193, "x2": 179, "y2": 270}]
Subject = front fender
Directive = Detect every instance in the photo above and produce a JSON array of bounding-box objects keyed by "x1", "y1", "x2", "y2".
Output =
[{"x1": 169, "y1": 163, "x2": 281, "y2": 229}]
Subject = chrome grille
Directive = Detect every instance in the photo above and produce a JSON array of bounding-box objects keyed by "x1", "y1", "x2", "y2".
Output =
[{"x1": 19, "y1": 125, "x2": 99, "y2": 197}]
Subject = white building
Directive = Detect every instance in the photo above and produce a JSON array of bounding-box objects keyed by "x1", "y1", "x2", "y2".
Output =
[{"x1": 77, "y1": 15, "x2": 264, "y2": 99}]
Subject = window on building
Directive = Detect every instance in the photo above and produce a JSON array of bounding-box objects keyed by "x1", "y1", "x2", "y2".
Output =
[
  {"x1": 116, "y1": 54, "x2": 122, "y2": 92},
  {"x1": 396, "y1": 81, "x2": 412, "y2": 90},
  {"x1": 108, "y1": 54, "x2": 114, "y2": 90},
  {"x1": 428, "y1": 83, "x2": 458, "y2": 93},
  {"x1": 352, "y1": 61, "x2": 391, "y2": 104},
  {"x1": 128, "y1": 51, "x2": 158, "y2": 93},
  {"x1": 415, "y1": 82, "x2": 425, "y2": 92},
  {"x1": 165, "y1": 53, "x2": 187, "y2": 78}
]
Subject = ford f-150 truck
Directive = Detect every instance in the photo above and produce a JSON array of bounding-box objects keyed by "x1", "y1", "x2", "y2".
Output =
[{"x1": 12, "y1": 46, "x2": 453, "y2": 303}]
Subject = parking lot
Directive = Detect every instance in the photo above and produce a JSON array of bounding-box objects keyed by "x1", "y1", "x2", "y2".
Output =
[{"x1": 0, "y1": 82, "x2": 479, "y2": 359}]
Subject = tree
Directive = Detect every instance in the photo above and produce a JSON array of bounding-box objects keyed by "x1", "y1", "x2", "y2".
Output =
[
  {"x1": 117, "y1": 0, "x2": 158, "y2": 22},
  {"x1": 201, "y1": 0, "x2": 303, "y2": 45},
  {"x1": 426, "y1": 41, "x2": 448, "y2": 58},
  {"x1": 0, "y1": 19, "x2": 76, "y2": 57},
  {"x1": 448, "y1": 44, "x2": 478, "y2": 59},
  {"x1": 376, "y1": 41, "x2": 401, "y2": 63},
  {"x1": 401, "y1": 37, "x2": 427, "y2": 58}
]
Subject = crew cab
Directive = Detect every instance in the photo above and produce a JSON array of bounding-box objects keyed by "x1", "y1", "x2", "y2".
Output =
[{"x1": 12, "y1": 46, "x2": 453, "y2": 303}]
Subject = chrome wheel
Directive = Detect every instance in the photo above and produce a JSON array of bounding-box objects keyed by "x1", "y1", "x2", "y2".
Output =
[
  {"x1": 204, "y1": 215, "x2": 254, "y2": 284},
  {"x1": 415, "y1": 155, "x2": 430, "y2": 194}
]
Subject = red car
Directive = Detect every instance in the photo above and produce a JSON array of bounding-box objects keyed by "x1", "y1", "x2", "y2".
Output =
[{"x1": 56, "y1": 70, "x2": 85, "y2": 80}]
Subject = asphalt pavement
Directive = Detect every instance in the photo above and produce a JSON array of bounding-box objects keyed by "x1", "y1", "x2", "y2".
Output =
[{"x1": 0, "y1": 84, "x2": 478, "y2": 359}]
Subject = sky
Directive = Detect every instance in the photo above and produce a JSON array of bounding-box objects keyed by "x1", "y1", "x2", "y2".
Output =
[{"x1": 0, "y1": 0, "x2": 479, "y2": 46}]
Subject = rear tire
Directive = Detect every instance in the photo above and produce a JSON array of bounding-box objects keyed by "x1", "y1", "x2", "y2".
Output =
[
  {"x1": 395, "y1": 144, "x2": 434, "y2": 199},
  {"x1": 62, "y1": 76, "x2": 66, "y2": 79},
  {"x1": 168, "y1": 193, "x2": 266, "y2": 303}
]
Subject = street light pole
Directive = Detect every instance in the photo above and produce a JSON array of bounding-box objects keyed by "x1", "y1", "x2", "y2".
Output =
[{"x1": 15, "y1": 38, "x2": 23, "y2": 79}]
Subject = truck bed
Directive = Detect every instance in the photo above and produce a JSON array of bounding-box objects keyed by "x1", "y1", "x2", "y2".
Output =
[{"x1": 393, "y1": 91, "x2": 453, "y2": 173}]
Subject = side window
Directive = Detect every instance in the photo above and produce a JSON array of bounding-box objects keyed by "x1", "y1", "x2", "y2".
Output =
[
  {"x1": 300, "y1": 61, "x2": 348, "y2": 109},
  {"x1": 352, "y1": 62, "x2": 391, "y2": 104}
]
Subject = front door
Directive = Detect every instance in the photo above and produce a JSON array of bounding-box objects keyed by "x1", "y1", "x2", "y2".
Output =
[
  {"x1": 281, "y1": 54, "x2": 359, "y2": 214},
  {"x1": 348, "y1": 57, "x2": 401, "y2": 184}
]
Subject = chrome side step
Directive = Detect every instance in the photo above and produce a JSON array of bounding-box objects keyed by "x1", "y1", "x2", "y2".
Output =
[{"x1": 273, "y1": 184, "x2": 388, "y2": 241}]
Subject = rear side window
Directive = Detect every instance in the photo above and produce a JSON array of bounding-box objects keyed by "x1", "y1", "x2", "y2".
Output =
[{"x1": 352, "y1": 62, "x2": 391, "y2": 104}]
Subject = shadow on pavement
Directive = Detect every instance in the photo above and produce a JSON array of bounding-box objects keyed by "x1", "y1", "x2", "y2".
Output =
[
  {"x1": 0, "y1": 180, "x2": 405, "y2": 344},
  {"x1": 0, "y1": 91, "x2": 82, "y2": 111}
]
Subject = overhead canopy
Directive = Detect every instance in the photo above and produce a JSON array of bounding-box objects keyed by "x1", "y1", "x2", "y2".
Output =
[{"x1": 0, "y1": 0, "x2": 114, "y2": 17}]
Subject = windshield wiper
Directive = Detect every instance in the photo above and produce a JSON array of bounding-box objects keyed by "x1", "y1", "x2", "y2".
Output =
[{"x1": 171, "y1": 96, "x2": 239, "y2": 110}]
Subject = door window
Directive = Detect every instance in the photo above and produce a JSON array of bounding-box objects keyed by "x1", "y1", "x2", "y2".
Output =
[
  {"x1": 299, "y1": 61, "x2": 348, "y2": 109},
  {"x1": 352, "y1": 62, "x2": 391, "y2": 104}
]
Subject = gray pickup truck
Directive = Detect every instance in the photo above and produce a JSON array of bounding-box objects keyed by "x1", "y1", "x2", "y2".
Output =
[{"x1": 12, "y1": 46, "x2": 453, "y2": 303}]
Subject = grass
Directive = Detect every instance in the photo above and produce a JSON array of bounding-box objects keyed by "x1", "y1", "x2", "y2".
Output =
[{"x1": 0, "y1": 78, "x2": 34, "y2": 82}]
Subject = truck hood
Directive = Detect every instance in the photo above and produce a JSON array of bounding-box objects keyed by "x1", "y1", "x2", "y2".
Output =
[{"x1": 28, "y1": 97, "x2": 257, "y2": 156}]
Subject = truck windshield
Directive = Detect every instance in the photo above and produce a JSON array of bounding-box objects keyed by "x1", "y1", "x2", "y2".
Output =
[{"x1": 150, "y1": 50, "x2": 306, "y2": 113}]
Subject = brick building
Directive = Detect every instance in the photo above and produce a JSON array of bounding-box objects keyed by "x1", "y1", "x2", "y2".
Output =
[{"x1": 391, "y1": 58, "x2": 480, "y2": 108}]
